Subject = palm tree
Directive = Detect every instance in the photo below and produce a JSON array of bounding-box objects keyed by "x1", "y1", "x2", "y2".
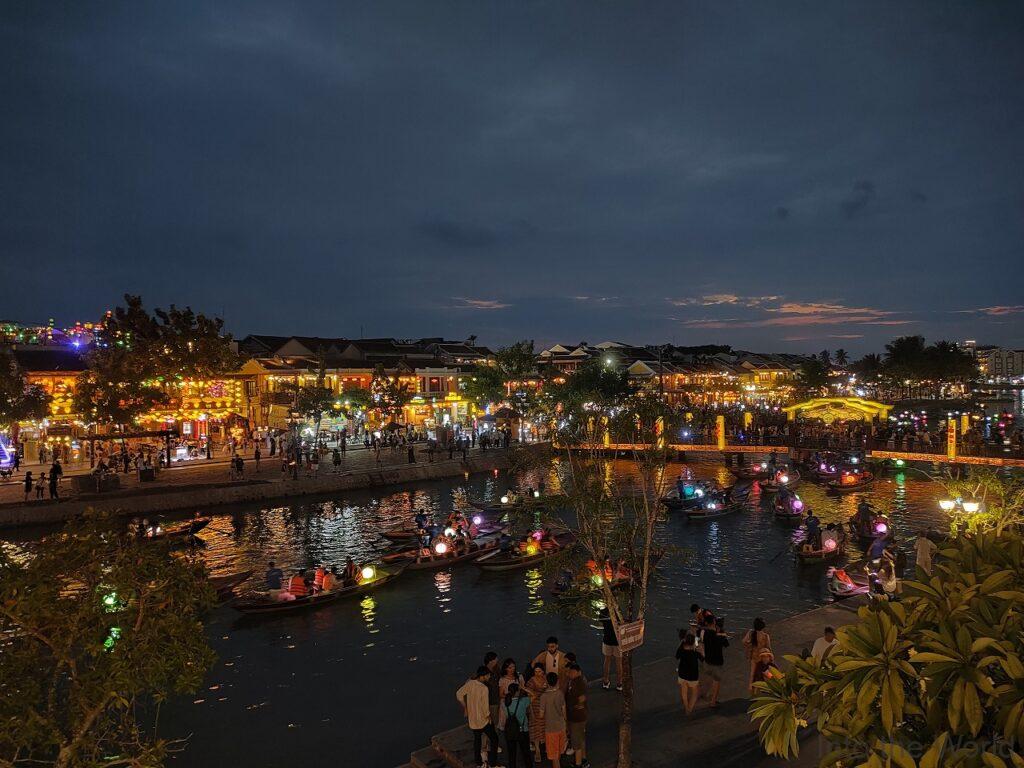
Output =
[{"x1": 834, "y1": 348, "x2": 849, "y2": 368}]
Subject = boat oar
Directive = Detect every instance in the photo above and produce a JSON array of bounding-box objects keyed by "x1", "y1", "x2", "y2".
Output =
[{"x1": 768, "y1": 543, "x2": 793, "y2": 563}]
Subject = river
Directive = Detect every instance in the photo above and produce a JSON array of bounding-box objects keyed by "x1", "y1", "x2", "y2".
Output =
[{"x1": 2, "y1": 459, "x2": 948, "y2": 768}]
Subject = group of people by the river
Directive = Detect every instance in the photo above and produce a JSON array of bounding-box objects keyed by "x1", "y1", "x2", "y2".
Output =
[{"x1": 262, "y1": 558, "x2": 368, "y2": 601}]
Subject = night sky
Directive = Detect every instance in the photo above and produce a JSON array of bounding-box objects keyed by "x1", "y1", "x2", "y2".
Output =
[{"x1": 2, "y1": 1, "x2": 1022, "y2": 352}]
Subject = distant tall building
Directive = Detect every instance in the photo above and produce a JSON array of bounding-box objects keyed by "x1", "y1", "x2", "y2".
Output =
[{"x1": 977, "y1": 347, "x2": 1024, "y2": 380}]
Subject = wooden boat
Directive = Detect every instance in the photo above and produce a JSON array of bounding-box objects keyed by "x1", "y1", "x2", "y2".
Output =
[
  {"x1": 827, "y1": 471, "x2": 875, "y2": 494},
  {"x1": 729, "y1": 465, "x2": 771, "y2": 481},
  {"x1": 684, "y1": 501, "x2": 742, "y2": 521},
  {"x1": 661, "y1": 481, "x2": 716, "y2": 511},
  {"x1": 382, "y1": 537, "x2": 500, "y2": 570},
  {"x1": 551, "y1": 550, "x2": 665, "y2": 598},
  {"x1": 143, "y1": 517, "x2": 211, "y2": 542},
  {"x1": 211, "y1": 569, "x2": 254, "y2": 600},
  {"x1": 381, "y1": 521, "x2": 506, "y2": 542},
  {"x1": 475, "y1": 532, "x2": 575, "y2": 571},
  {"x1": 848, "y1": 514, "x2": 890, "y2": 544},
  {"x1": 232, "y1": 566, "x2": 403, "y2": 615},
  {"x1": 761, "y1": 470, "x2": 801, "y2": 494},
  {"x1": 795, "y1": 537, "x2": 844, "y2": 564}
]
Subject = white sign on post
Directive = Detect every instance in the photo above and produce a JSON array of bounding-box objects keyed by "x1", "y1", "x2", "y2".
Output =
[{"x1": 616, "y1": 620, "x2": 645, "y2": 652}]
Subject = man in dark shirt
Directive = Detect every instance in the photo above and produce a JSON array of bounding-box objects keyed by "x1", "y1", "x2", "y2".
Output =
[
  {"x1": 565, "y1": 663, "x2": 590, "y2": 768},
  {"x1": 265, "y1": 561, "x2": 284, "y2": 591},
  {"x1": 699, "y1": 616, "x2": 729, "y2": 707},
  {"x1": 599, "y1": 606, "x2": 622, "y2": 691}
]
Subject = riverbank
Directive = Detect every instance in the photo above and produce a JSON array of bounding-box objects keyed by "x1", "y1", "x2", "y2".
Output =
[
  {"x1": 0, "y1": 444, "x2": 544, "y2": 528},
  {"x1": 399, "y1": 595, "x2": 869, "y2": 768}
]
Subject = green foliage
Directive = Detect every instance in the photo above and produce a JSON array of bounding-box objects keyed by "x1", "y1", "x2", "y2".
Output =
[
  {"x1": 462, "y1": 341, "x2": 542, "y2": 415},
  {"x1": 797, "y1": 357, "x2": 829, "y2": 395},
  {"x1": 0, "y1": 349, "x2": 51, "y2": 428},
  {"x1": 881, "y1": 336, "x2": 976, "y2": 395},
  {"x1": 939, "y1": 469, "x2": 1024, "y2": 537},
  {"x1": 750, "y1": 529, "x2": 1024, "y2": 767},
  {"x1": 0, "y1": 510, "x2": 216, "y2": 767},
  {"x1": 368, "y1": 364, "x2": 412, "y2": 422},
  {"x1": 73, "y1": 295, "x2": 237, "y2": 428}
]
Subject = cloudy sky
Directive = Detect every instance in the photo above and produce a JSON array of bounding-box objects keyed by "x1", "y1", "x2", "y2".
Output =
[{"x1": 2, "y1": 1, "x2": 1022, "y2": 352}]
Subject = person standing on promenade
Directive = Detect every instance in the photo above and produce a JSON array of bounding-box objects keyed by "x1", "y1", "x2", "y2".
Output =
[
  {"x1": 48, "y1": 469, "x2": 59, "y2": 500},
  {"x1": 676, "y1": 630, "x2": 702, "y2": 714},
  {"x1": 565, "y1": 663, "x2": 589, "y2": 768},
  {"x1": 811, "y1": 627, "x2": 838, "y2": 664},
  {"x1": 254, "y1": 443, "x2": 261, "y2": 473},
  {"x1": 915, "y1": 530, "x2": 937, "y2": 575},
  {"x1": 743, "y1": 618, "x2": 772, "y2": 694},
  {"x1": 598, "y1": 606, "x2": 623, "y2": 691},
  {"x1": 332, "y1": 448, "x2": 342, "y2": 472},
  {"x1": 540, "y1": 673, "x2": 566, "y2": 768},
  {"x1": 533, "y1": 637, "x2": 568, "y2": 687},
  {"x1": 699, "y1": 615, "x2": 728, "y2": 707},
  {"x1": 457, "y1": 666, "x2": 499, "y2": 768},
  {"x1": 525, "y1": 663, "x2": 548, "y2": 762},
  {"x1": 35, "y1": 471, "x2": 46, "y2": 500},
  {"x1": 23, "y1": 470, "x2": 33, "y2": 502},
  {"x1": 503, "y1": 683, "x2": 531, "y2": 768},
  {"x1": 483, "y1": 651, "x2": 501, "y2": 756}
]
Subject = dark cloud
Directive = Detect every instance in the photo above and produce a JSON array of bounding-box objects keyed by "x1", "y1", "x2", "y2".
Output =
[
  {"x1": 416, "y1": 219, "x2": 503, "y2": 249},
  {"x1": 840, "y1": 180, "x2": 877, "y2": 218},
  {"x1": 910, "y1": 189, "x2": 928, "y2": 203},
  {"x1": 1, "y1": 1, "x2": 1023, "y2": 352}
]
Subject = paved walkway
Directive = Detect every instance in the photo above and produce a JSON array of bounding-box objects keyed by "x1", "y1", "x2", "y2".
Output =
[
  {"x1": 0, "y1": 443, "x2": 511, "y2": 509},
  {"x1": 408, "y1": 597, "x2": 868, "y2": 768}
]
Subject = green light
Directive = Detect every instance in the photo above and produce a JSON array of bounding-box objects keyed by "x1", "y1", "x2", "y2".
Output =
[
  {"x1": 102, "y1": 591, "x2": 120, "y2": 612},
  {"x1": 895, "y1": 459, "x2": 905, "y2": 467},
  {"x1": 103, "y1": 627, "x2": 121, "y2": 651}
]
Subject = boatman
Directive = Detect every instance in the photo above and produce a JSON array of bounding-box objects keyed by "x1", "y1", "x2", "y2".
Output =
[
  {"x1": 265, "y1": 561, "x2": 284, "y2": 594},
  {"x1": 804, "y1": 510, "x2": 821, "y2": 549}
]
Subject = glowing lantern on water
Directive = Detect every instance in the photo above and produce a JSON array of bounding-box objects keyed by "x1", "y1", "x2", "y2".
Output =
[
  {"x1": 102, "y1": 591, "x2": 119, "y2": 611},
  {"x1": 707, "y1": 502, "x2": 718, "y2": 510},
  {"x1": 695, "y1": 488, "x2": 705, "y2": 498},
  {"x1": 895, "y1": 459, "x2": 905, "y2": 467},
  {"x1": 434, "y1": 541, "x2": 449, "y2": 555},
  {"x1": 824, "y1": 539, "x2": 837, "y2": 551},
  {"x1": 760, "y1": 462, "x2": 768, "y2": 470},
  {"x1": 819, "y1": 463, "x2": 827, "y2": 471},
  {"x1": 851, "y1": 457, "x2": 859, "y2": 464},
  {"x1": 444, "y1": 527, "x2": 456, "y2": 537},
  {"x1": 779, "y1": 475, "x2": 789, "y2": 484},
  {"x1": 472, "y1": 515, "x2": 482, "y2": 525},
  {"x1": 938, "y1": 499, "x2": 956, "y2": 512},
  {"x1": 875, "y1": 522, "x2": 888, "y2": 534},
  {"x1": 500, "y1": 495, "x2": 509, "y2": 504},
  {"x1": 533, "y1": 490, "x2": 540, "y2": 498},
  {"x1": 592, "y1": 574, "x2": 604, "y2": 587},
  {"x1": 531, "y1": 530, "x2": 544, "y2": 541},
  {"x1": 526, "y1": 542, "x2": 540, "y2": 556},
  {"x1": 792, "y1": 499, "x2": 804, "y2": 512},
  {"x1": 361, "y1": 566, "x2": 376, "y2": 581}
]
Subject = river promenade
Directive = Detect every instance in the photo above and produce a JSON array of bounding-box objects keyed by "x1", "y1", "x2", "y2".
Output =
[
  {"x1": 0, "y1": 443, "x2": 537, "y2": 529},
  {"x1": 401, "y1": 596, "x2": 869, "y2": 768}
]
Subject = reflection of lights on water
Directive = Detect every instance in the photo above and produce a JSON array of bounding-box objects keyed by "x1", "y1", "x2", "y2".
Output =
[
  {"x1": 434, "y1": 571, "x2": 452, "y2": 613},
  {"x1": 360, "y1": 595, "x2": 379, "y2": 634},
  {"x1": 525, "y1": 567, "x2": 544, "y2": 614}
]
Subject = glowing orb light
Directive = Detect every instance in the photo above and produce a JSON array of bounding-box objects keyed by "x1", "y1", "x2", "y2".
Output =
[
  {"x1": 875, "y1": 522, "x2": 888, "y2": 534},
  {"x1": 683, "y1": 485, "x2": 694, "y2": 498},
  {"x1": 592, "y1": 574, "x2": 604, "y2": 587},
  {"x1": 820, "y1": 463, "x2": 827, "y2": 471},
  {"x1": 895, "y1": 459, "x2": 905, "y2": 467},
  {"x1": 793, "y1": 499, "x2": 804, "y2": 512},
  {"x1": 361, "y1": 566, "x2": 376, "y2": 581},
  {"x1": 444, "y1": 527, "x2": 456, "y2": 537},
  {"x1": 760, "y1": 462, "x2": 768, "y2": 470},
  {"x1": 434, "y1": 541, "x2": 449, "y2": 555},
  {"x1": 526, "y1": 542, "x2": 539, "y2": 556},
  {"x1": 707, "y1": 502, "x2": 718, "y2": 511},
  {"x1": 500, "y1": 495, "x2": 509, "y2": 504},
  {"x1": 472, "y1": 515, "x2": 482, "y2": 525},
  {"x1": 695, "y1": 488, "x2": 705, "y2": 498},
  {"x1": 962, "y1": 501, "x2": 980, "y2": 513},
  {"x1": 779, "y1": 474, "x2": 789, "y2": 484},
  {"x1": 824, "y1": 539, "x2": 837, "y2": 551},
  {"x1": 851, "y1": 457, "x2": 859, "y2": 464}
]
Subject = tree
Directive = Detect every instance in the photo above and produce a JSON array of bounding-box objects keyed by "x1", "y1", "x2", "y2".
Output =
[
  {"x1": 834, "y1": 348, "x2": 849, "y2": 368},
  {"x1": 750, "y1": 529, "x2": 1024, "y2": 767},
  {"x1": 938, "y1": 468, "x2": 1024, "y2": 537},
  {"x1": 0, "y1": 511, "x2": 216, "y2": 768},
  {"x1": 368, "y1": 364, "x2": 412, "y2": 423},
  {"x1": 852, "y1": 353, "x2": 883, "y2": 380},
  {"x1": 73, "y1": 296, "x2": 237, "y2": 432},
  {"x1": 0, "y1": 349, "x2": 51, "y2": 429},
  {"x1": 883, "y1": 335, "x2": 928, "y2": 396},
  {"x1": 819, "y1": 349, "x2": 832, "y2": 367},
  {"x1": 463, "y1": 340, "x2": 543, "y2": 412},
  {"x1": 553, "y1": 397, "x2": 674, "y2": 768},
  {"x1": 797, "y1": 358, "x2": 829, "y2": 396},
  {"x1": 545, "y1": 359, "x2": 637, "y2": 442}
]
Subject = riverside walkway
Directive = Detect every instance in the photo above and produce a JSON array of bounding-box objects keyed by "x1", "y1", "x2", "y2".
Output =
[
  {"x1": 0, "y1": 443, "x2": 530, "y2": 528},
  {"x1": 400, "y1": 596, "x2": 869, "y2": 768}
]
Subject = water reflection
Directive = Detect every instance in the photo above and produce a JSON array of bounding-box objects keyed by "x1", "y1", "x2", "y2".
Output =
[
  {"x1": 524, "y1": 567, "x2": 545, "y2": 614},
  {"x1": 433, "y1": 571, "x2": 453, "y2": 614}
]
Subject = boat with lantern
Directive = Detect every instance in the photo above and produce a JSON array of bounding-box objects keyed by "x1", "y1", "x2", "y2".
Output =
[
  {"x1": 661, "y1": 479, "x2": 720, "y2": 511},
  {"x1": 760, "y1": 469, "x2": 801, "y2": 494},
  {"x1": 136, "y1": 515, "x2": 212, "y2": 543},
  {"x1": 848, "y1": 511, "x2": 890, "y2": 544},
  {"x1": 684, "y1": 499, "x2": 743, "y2": 521},
  {"x1": 380, "y1": 516, "x2": 506, "y2": 542},
  {"x1": 827, "y1": 468, "x2": 875, "y2": 494},
  {"x1": 474, "y1": 531, "x2": 576, "y2": 571},
  {"x1": 795, "y1": 528, "x2": 845, "y2": 564},
  {"x1": 381, "y1": 534, "x2": 500, "y2": 569},
  {"x1": 729, "y1": 462, "x2": 772, "y2": 481},
  {"x1": 232, "y1": 565, "x2": 404, "y2": 615},
  {"x1": 773, "y1": 493, "x2": 807, "y2": 522},
  {"x1": 550, "y1": 550, "x2": 665, "y2": 598}
]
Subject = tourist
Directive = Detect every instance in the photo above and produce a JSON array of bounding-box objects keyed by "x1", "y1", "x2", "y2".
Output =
[
  {"x1": 484, "y1": 651, "x2": 501, "y2": 734},
  {"x1": 598, "y1": 606, "x2": 623, "y2": 691},
  {"x1": 525, "y1": 663, "x2": 548, "y2": 762},
  {"x1": 287, "y1": 569, "x2": 308, "y2": 597},
  {"x1": 811, "y1": 627, "x2": 838, "y2": 664},
  {"x1": 322, "y1": 566, "x2": 338, "y2": 592},
  {"x1": 48, "y1": 469, "x2": 59, "y2": 500},
  {"x1": 254, "y1": 443, "x2": 261, "y2": 472},
  {"x1": 313, "y1": 565, "x2": 326, "y2": 593},
  {"x1": 35, "y1": 471, "x2": 46, "y2": 500},
  {"x1": 752, "y1": 647, "x2": 777, "y2": 687},
  {"x1": 498, "y1": 658, "x2": 524, "y2": 701},
  {"x1": 342, "y1": 557, "x2": 358, "y2": 586},
  {"x1": 915, "y1": 530, "x2": 937, "y2": 575},
  {"x1": 805, "y1": 509, "x2": 821, "y2": 549},
  {"x1": 675, "y1": 630, "x2": 702, "y2": 714},
  {"x1": 565, "y1": 663, "x2": 589, "y2": 768},
  {"x1": 743, "y1": 618, "x2": 771, "y2": 694},
  {"x1": 456, "y1": 666, "x2": 498, "y2": 768},
  {"x1": 311, "y1": 450, "x2": 319, "y2": 477},
  {"x1": 235, "y1": 454, "x2": 244, "y2": 478},
  {"x1": 23, "y1": 470, "x2": 33, "y2": 501},
  {"x1": 532, "y1": 636, "x2": 568, "y2": 683},
  {"x1": 265, "y1": 561, "x2": 284, "y2": 592},
  {"x1": 540, "y1": 673, "x2": 566, "y2": 768},
  {"x1": 689, "y1": 603, "x2": 712, "y2": 628},
  {"x1": 503, "y1": 683, "x2": 531, "y2": 768},
  {"x1": 332, "y1": 448, "x2": 342, "y2": 473},
  {"x1": 699, "y1": 615, "x2": 728, "y2": 707}
]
